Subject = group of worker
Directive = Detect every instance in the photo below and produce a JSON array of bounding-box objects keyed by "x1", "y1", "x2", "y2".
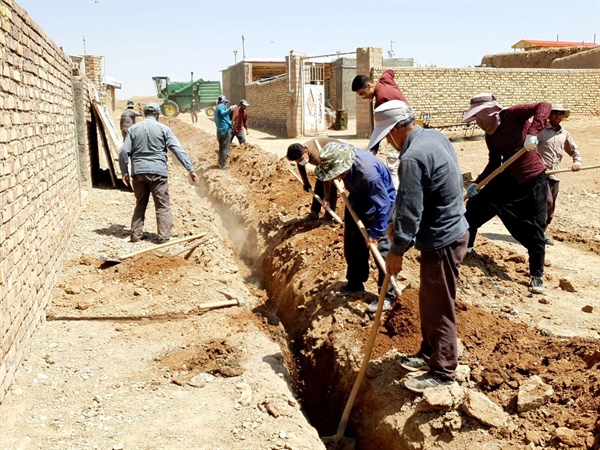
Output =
[
  {"x1": 286, "y1": 71, "x2": 582, "y2": 393},
  {"x1": 115, "y1": 72, "x2": 582, "y2": 394}
]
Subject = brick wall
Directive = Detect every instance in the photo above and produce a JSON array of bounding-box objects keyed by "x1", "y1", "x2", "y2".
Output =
[
  {"x1": 0, "y1": 0, "x2": 83, "y2": 404},
  {"x1": 246, "y1": 75, "x2": 289, "y2": 135},
  {"x1": 368, "y1": 66, "x2": 600, "y2": 126}
]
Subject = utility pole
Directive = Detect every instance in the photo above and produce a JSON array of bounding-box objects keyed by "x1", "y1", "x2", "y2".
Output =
[
  {"x1": 242, "y1": 35, "x2": 246, "y2": 60},
  {"x1": 388, "y1": 40, "x2": 395, "y2": 58},
  {"x1": 233, "y1": 50, "x2": 238, "y2": 64},
  {"x1": 83, "y1": 36, "x2": 86, "y2": 55}
]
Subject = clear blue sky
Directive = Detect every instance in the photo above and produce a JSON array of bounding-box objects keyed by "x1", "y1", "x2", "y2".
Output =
[{"x1": 19, "y1": 0, "x2": 600, "y2": 99}]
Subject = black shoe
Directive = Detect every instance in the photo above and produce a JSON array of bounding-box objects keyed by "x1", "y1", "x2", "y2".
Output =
[
  {"x1": 399, "y1": 355, "x2": 429, "y2": 372},
  {"x1": 403, "y1": 372, "x2": 458, "y2": 393},
  {"x1": 336, "y1": 284, "x2": 365, "y2": 298},
  {"x1": 156, "y1": 237, "x2": 171, "y2": 244},
  {"x1": 529, "y1": 276, "x2": 545, "y2": 294},
  {"x1": 544, "y1": 233, "x2": 554, "y2": 246}
]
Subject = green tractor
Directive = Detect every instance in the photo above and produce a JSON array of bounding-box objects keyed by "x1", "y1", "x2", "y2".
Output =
[{"x1": 152, "y1": 74, "x2": 222, "y2": 118}]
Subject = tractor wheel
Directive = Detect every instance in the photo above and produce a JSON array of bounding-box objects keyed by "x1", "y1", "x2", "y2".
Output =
[
  {"x1": 205, "y1": 106, "x2": 215, "y2": 117},
  {"x1": 161, "y1": 100, "x2": 180, "y2": 117}
]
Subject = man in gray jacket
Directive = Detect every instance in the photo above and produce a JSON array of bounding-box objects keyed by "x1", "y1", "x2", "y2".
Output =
[
  {"x1": 119, "y1": 102, "x2": 198, "y2": 243},
  {"x1": 368, "y1": 100, "x2": 469, "y2": 393}
]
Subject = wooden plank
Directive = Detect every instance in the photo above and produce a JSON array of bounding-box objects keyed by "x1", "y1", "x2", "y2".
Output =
[{"x1": 91, "y1": 100, "x2": 123, "y2": 176}]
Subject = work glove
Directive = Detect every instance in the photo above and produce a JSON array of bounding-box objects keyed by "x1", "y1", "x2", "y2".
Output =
[
  {"x1": 303, "y1": 184, "x2": 311, "y2": 193},
  {"x1": 523, "y1": 134, "x2": 539, "y2": 151},
  {"x1": 467, "y1": 183, "x2": 480, "y2": 198}
]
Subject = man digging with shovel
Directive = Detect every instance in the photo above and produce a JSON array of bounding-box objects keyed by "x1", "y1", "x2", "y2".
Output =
[
  {"x1": 369, "y1": 100, "x2": 469, "y2": 393},
  {"x1": 314, "y1": 141, "x2": 397, "y2": 313},
  {"x1": 462, "y1": 94, "x2": 551, "y2": 294}
]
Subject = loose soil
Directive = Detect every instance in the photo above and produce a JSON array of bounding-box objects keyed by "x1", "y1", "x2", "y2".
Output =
[{"x1": 0, "y1": 109, "x2": 598, "y2": 450}]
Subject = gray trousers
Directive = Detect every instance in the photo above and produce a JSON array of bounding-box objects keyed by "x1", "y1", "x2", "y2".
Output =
[
  {"x1": 217, "y1": 131, "x2": 232, "y2": 166},
  {"x1": 131, "y1": 173, "x2": 172, "y2": 240},
  {"x1": 419, "y1": 231, "x2": 469, "y2": 381}
]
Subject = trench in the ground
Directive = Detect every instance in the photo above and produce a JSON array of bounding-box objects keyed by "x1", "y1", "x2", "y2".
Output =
[{"x1": 193, "y1": 180, "x2": 351, "y2": 439}]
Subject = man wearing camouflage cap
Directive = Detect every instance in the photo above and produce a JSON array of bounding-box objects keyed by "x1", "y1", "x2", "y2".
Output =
[
  {"x1": 119, "y1": 102, "x2": 198, "y2": 243},
  {"x1": 368, "y1": 100, "x2": 469, "y2": 393},
  {"x1": 315, "y1": 141, "x2": 396, "y2": 313}
]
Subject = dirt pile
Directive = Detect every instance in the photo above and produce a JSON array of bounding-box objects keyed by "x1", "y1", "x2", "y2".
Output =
[{"x1": 163, "y1": 117, "x2": 600, "y2": 449}]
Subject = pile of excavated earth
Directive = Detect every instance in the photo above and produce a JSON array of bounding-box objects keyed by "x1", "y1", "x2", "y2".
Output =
[{"x1": 0, "y1": 113, "x2": 598, "y2": 450}]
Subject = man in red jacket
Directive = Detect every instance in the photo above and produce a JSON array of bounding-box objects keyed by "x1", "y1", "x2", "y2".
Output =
[{"x1": 462, "y1": 93, "x2": 551, "y2": 294}]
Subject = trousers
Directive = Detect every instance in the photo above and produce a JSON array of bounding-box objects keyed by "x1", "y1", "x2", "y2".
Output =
[
  {"x1": 465, "y1": 171, "x2": 547, "y2": 278},
  {"x1": 419, "y1": 231, "x2": 469, "y2": 381},
  {"x1": 131, "y1": 173, "x2": 172, "y2": 240}
]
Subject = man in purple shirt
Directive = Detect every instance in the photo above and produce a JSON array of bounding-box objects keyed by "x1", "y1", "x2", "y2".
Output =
[
  {"x1": 315, "y1": 141, "x2": 396, "y2": 313},
  {"x1": 462, "y1": 93, "x2": 551, "y2": 294}
]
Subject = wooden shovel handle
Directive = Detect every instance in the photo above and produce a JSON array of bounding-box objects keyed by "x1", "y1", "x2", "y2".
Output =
[
  {"x1": 331, "y1": 273, "x2": 391, "y2": 441},
  {"x1": 546, "y1": 163, "x2": 600, "y2": 175},
  {"x1": 287, "y1": 167, "x2": 343, "y2": 225},
  {"x1": 118, "y1": 233, "x2": 208, "y2": 260},
  {"x1": 464, "y1": 147, "x2": 528, "y2": 201}
]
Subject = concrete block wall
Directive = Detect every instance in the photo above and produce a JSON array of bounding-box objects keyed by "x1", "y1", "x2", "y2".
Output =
[
  {"x1": 245, "y1": 75, "x2": 289, "y2": 136},
  {"x1": 0, "y1": 0, "x2": 82, "y2": 404},
  {"x1": 373, "y1": 67, "x2": 600, "y2": 125}
]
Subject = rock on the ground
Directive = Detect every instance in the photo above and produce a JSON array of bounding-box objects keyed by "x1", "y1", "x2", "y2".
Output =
[
  {"x1": 558, "y1": 278, "x2": 577, "y2": 292},
  {"x1": 517, "y1": 375, "x2": 554, "y2": 413},
  {"x1": 462, "y1": 389, "x2": 509, "y2": 428},
  {"x1": 553, "y1": 427, "x2": 581, "y2": 446},
  {"x1": 582, "y1": 305, "x2": 593, "y2": 313},
  {"x1": 419, "y1": 384, "x2": 464, "y2": 411}
]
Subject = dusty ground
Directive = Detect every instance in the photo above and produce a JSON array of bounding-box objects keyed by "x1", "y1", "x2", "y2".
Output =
[{"x1": 0, "y1": 107, "x2": 598, "y2": 450}]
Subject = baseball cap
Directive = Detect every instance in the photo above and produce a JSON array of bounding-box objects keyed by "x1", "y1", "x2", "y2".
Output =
[
  {"x1": 239, "y1": 99, "x2": 250, "y2": 106},
  {"x1": 217, "y1": 95, "x2": 228, "y2": 104},
  {"x1": 462, "y1": 93, "x2": 502, "y2": 122},
  {"x1": 367, "y1": 100, "x2": 414, "y2": 150},
  {"x1": 144, "y1": 102, "x2": 161, "y2": 113},
  {"x1": 126, "y1": 100, "x2": 135, "y2": 108},
  {"x1": 314, "y1": 142, "x2": 357, "y2": 181}
]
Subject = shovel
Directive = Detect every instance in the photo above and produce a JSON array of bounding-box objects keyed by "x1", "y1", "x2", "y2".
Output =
[
  {"x1": 546, "y1": 163, "x2": 600, "y2": 175},
  {"x1": 321, "y1": 273, "x2": 392, "y2": 449},
  {"x1": 287, "y1": 166, "x2": 343, "y2": 225},
  {"x1": 98, "y1": 233, "x2": 207, "y2": 266},
  {"x1": 463, "y1": 147, "x2": 527, "y2": 201}
]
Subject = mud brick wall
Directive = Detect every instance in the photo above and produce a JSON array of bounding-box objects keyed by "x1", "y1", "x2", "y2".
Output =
[
  {"x1": 246, "y1": 75, "x2": 288, "y2": 136},
  {"x1": 0, "y1": 0, "x2": 81, "y2": 404},
  {"x1": 372, "y1": 67, "x2": 600, "y2": 125}
]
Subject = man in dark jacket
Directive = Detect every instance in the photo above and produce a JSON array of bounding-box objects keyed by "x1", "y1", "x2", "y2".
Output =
[
  {"x1": 120, "y1": 100, "x2": 142, "y2": 140},
  {"x1": 369, "y1": 100, "x2": 469, "y2": 393}
]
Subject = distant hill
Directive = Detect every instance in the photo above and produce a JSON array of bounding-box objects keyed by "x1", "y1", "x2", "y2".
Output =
[{"x1": 115, "y1": 95, "x2": 158, "y2": 111}]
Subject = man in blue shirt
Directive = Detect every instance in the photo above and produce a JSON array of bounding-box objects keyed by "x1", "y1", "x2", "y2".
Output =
[
  {"x1": 119, "y1": 102, "x2": 198, "y2": 243},
  {"x1": 315, "y1": 142, "x2": 396, "y2": 313},
  {"x1": 368, "y1": 100, "x2": 469, "y2": 393},
  {"x1": 214, "y1": 95, "x2": 237, "y2": 170}
]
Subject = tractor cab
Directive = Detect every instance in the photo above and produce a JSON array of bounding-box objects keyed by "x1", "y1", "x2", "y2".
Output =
[{"x1": 153, "y1": 76, "x2": 169, "y2": 98}]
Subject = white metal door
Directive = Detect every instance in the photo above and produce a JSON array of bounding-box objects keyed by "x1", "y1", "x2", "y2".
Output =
[{"x1": 302, "y1": 61, "x2": 325, "y2": 135}]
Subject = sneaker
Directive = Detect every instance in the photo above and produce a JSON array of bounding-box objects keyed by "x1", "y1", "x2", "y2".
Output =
[
  {"x1": 130, "y1": 235, "x2": 141, "y2": 243},
  {"x1": 366, "y1": 299, "x2": 392, "y2": 314},
  {"x1": 403, "y1": 372, "x2": 458, "y2": 393},
  {"x1": 466, "y1": 247, "x2": 473, "y2": 254},
  {"x1": 399, "y1": 355, "x2": 429, "y2": 372},
  {"x1": 529, "y1": 276, "x2": 545, "y2": 294},
  {"x1": 219, "y1": 164, "x2": 230, "y2": 170},
  {"x1": 336, "y1": 284, "x2": 365, "y2": 298},
  {"x1": 156, "y1": 237, "x2": 171, "y2": 244},
  {"x1": 544, "y1": 233, "x2": 554, "y2": 246}
]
